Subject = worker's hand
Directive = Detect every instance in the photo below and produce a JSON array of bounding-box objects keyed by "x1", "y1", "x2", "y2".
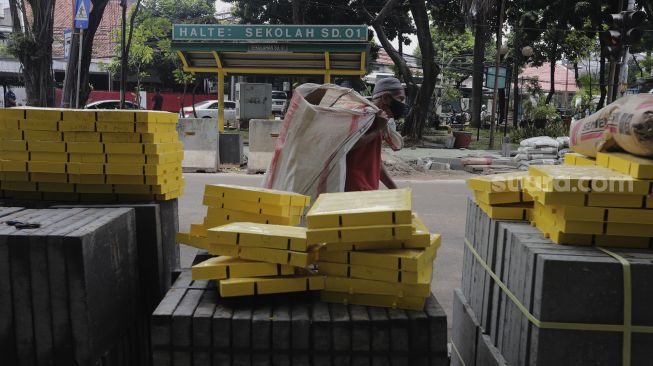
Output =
[{"x1": 373, "y1": 110, "x2": 389, "y2": 132}]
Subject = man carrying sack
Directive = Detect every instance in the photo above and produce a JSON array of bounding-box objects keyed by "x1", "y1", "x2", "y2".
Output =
[{"x1": 345, "y1": 77, "x2": 405, "y2": 191}]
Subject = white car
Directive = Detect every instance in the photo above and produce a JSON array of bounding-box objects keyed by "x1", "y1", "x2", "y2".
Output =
[
  {"x1": 180, "y1": 100, "x2": 236, "y2": 124},
  {"x1": 271, "y1": 91, "x2": 288, "y2": 116},
  {"x1": 85, "y1": 100, "x2": 143, "y2": 109}
]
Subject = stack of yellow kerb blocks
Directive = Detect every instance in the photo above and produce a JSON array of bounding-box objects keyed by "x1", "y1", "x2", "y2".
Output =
[
  {"x1": 178, "y1": 185, "x2": 323, "y2": 297},
  {"x1": 467, "y1": 171, "x2": 533, "y2": 220},
  {"x1": 308, "y1": 189, "x2": 441, "y2": 311},
  {"x1": 525, "y1": 155, "x2": 653, "y2": 248},
  {"x1": 0, "y1": 107, "x2": 183, "y2": 201},
  {"x1": 176, "y1": 184, "x2": 310, "y2": 248}
]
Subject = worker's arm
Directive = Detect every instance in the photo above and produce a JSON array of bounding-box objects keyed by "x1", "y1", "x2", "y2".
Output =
[
  {"x1": 380, "y1": 164, "x2": 397, "y2": 189},
  {"x1": 351, "y1": 111, "x2": 388, "y2": 150}
]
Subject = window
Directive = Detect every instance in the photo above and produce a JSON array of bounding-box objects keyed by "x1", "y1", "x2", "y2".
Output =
[{"x1": 272, "y1": 91, "x2": 287, "y2": 99}]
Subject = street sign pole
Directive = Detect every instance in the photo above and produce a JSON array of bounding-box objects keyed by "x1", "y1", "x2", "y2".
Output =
[
  {"x1": 61, "y1": 29, "x2": 72, "y2": 107},
  {"x1": 73, "y1": 0, "x2": 89, "y2": 108},
  {"x1": 75, "y1": 28, "x2": 83, "y2": 108}
]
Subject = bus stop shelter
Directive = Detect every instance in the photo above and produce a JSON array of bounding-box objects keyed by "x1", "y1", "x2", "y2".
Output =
[{"x1": 171, "y1": 24, "x2": 370, "y2": 131}]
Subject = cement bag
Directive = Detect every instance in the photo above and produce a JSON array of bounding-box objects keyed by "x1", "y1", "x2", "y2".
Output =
[
  {"x1": 556, "y1": 136, "x2": 570, "y2": 148},
  {"x1": 529, "y1": 153, "x2": 559, "y2": 160},
  {"x1": 263, "y1": 84, "x2": 379, "y2": 201},
  {"x1": 517, "y1": 146, "x2": 558, "y2": 154},
  {"x1": 570, "y1": 94, "x2": 653, "y2": 157},
  {"x1": 558, "y1": 148, "x2": 571, "y2": 157},
  {"x1": 519, "y1": 136, "x2": 561, "y2": 149}
]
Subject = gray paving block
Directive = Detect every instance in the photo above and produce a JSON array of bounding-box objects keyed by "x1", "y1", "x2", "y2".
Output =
[
  {"x1": 63, "y1": 208, "x2": 139, "y2": 365},
  {"x1": 151, "y1": 288, "x2": 187, "y2": 366},
  {"x1": 451, "y1": 289, "x2": 479, "y2": 366},
  {"x1": 27, "y1": 208, "x2": 88, "y2": 366},
  {"x1": 407, "y1": 309, "x2": 429, "y2": 352},
  {"x1": 330, "y1": 303, "x2": 351, "y2": 351},
  {"x1": 193, "y1": 290, "x2": 217, "y2": 366},
  {"x1": 424, "y1": 296, "x2": 448, "y2": 354},
  {"x1": 311, "y1": 301, "x2": 331, "y2": 366},
  {"x1": 476, "y1": 334, "x2": 507, "y2": 366},
  {"x1": 53, "y1": 202, "x2": 179, "y2": 312},
  {"x1": 350, "y1": 305, "x2": 371, "y2": 352},
  {"x1": 252, "y1": 306, "x2": 272, "y2": 350},
  {"x1": 0, "y1": 207, "x2": 138, "y2": 366},
  {"x1": 173, "y1": 289, "x2": 205, "y2": 366},
  {"x1": 388, "y1": 309, "x2": 409, "y2": 366},
  {"x1": 271, "y1": 304, "x2": 290, "y2": 351},
  {"x1": 272, "y1": 304, "x2": 291, "y2": 366},
  {"x1": 8, "y1": 209, "x2": 67, "y2": 366},
  {"x1": 159, "y1": 199, "x2": 181, "y2": 282},
  {"x1": 464, "y1": 203, "x2": 653, "y2": 365},
  {"x1": 0, "y1": 208, "x2": 27, "y2": 363},
  {"x1": 232, "y1": 305, "x2": 253, "y2": 350},
  {"x1": 291, "y1": 302, "x2": 310, "y2": 350},
  {"x1": 369, "y1": 307, "x2": 390, "y2": 352}
]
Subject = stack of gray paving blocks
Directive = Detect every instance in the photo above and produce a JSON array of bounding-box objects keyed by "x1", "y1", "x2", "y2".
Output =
[
  {"x1": 53, "y1": 199, "x2": 182, "y2": 310},
  {"x1": 0, "y1": 207, "x2": 141, "y2": 365},
  {"x1": 453, "y1": 199, "x2": 653, "y2": 365},
  {"x1": 151, "y1": 269, "x2": 449, "y2": 366}
]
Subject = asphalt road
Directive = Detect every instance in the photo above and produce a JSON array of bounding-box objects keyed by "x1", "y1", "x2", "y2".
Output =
[{"x1": 179, "y1": 172, "x2": 470, "y2": 332}]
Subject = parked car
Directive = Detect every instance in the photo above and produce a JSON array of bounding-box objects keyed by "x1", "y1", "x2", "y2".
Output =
[
  {"x1": 271, "y1": 91, "x2": 288, "y2": 116},
  {"x1": 84, "y1": 100, "x2": 143, "y2": 109},
  {"x1": 180, "y1": 100, "x2": 236, "y2": 124}
]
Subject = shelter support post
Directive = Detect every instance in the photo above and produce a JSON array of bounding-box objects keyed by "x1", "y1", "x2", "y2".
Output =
[
  {"x1": 218, "y1": 70, "x2": 225, "y2": 132},
  {"x1": 324, "y1": 52, "x2": 331, "y2": 84}
]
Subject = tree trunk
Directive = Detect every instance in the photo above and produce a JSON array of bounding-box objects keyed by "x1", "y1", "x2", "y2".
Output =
[
  {"x1": 292, "y1": 0, "x2": 302, "y2": 24},
  {"x1": 402, "y1": 0, "x2": 439, "y2": 139},
  {"x1": 361, "y1": 0, "x2": 417, "y2": 101},
  {"x1": 8, "y1": 0, "x2": 20, "y2": 33},
  {"x1": 9, "y1": 0, "x2": 56, "y2": 106},
  {"x1": 498, "y1": 88, "x2": 505, "y2": 128},
  {"x1": 513, "y1": 64, "x2": 520, "y2": 127},
  {"x1": 647, "y1": 51, "x2": 652, "y2": 76},
  {"x1": 62, "y1": 0, "x2": 111, "y2": 108},
  {"x1": 471, "y1": 22, "x2": 488, "y2": 128},
  {"x1": 598, "y1": 38, "x2": 607, "y2": 109},
  {"x1": 545, "y1": 59, "x2": 556, "y2": 104},
  {"x1": 573, "y1": 61, "x2": 580, "y2": 87}
]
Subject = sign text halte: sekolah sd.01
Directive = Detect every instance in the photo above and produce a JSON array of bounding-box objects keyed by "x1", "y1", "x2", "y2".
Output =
[{"x1": 172, "y1": 25, "x2": 368, "y2": 42}]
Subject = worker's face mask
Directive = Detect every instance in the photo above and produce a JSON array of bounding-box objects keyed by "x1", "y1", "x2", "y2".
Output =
[{"x1": 388, "y1": 97, "x2": 406, "y2": 119}]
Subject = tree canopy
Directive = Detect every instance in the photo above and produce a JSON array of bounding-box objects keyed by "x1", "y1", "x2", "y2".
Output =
[{"x1": 105, "y1": 0, "x2": 217, "y2": 92}]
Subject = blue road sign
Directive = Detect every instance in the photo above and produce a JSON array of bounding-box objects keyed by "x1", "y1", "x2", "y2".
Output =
[{"x1": 74, "y1": 0, "x2": 90, "y2": 29}]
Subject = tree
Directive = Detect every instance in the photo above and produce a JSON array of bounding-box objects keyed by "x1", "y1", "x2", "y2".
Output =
[
  {"x1": 107, "y1": 14, "x2": 170, "y2": 103},
  {"x1": 464, "y1": 0, "x2": 497, "y2": 129},
  {"x1": 140, "y1": 0, "x2": 216, "y2": 22},
  {"x1": 105, "y1": 0, "x2": 217, "y2": 95},
  {"x1": 7, "y1": 0, "x2": 56, "y2": 106},
  {"x1": 426, "y1": 24, "x2": 474, "y2": 88},
  {"x1": 359, "y1": 0, "x2": 439, "y2": 139},
  {"x1": 60, "y1": 0, "x2": 112, "y2": 108},
  {"x1": 226, "y1": 0, "x2": 439, "y2": 139}
]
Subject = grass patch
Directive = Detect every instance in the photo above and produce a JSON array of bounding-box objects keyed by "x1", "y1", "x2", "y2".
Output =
[{"x1": 467, "y1": 128, "x2": 517, "y2": 150}]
